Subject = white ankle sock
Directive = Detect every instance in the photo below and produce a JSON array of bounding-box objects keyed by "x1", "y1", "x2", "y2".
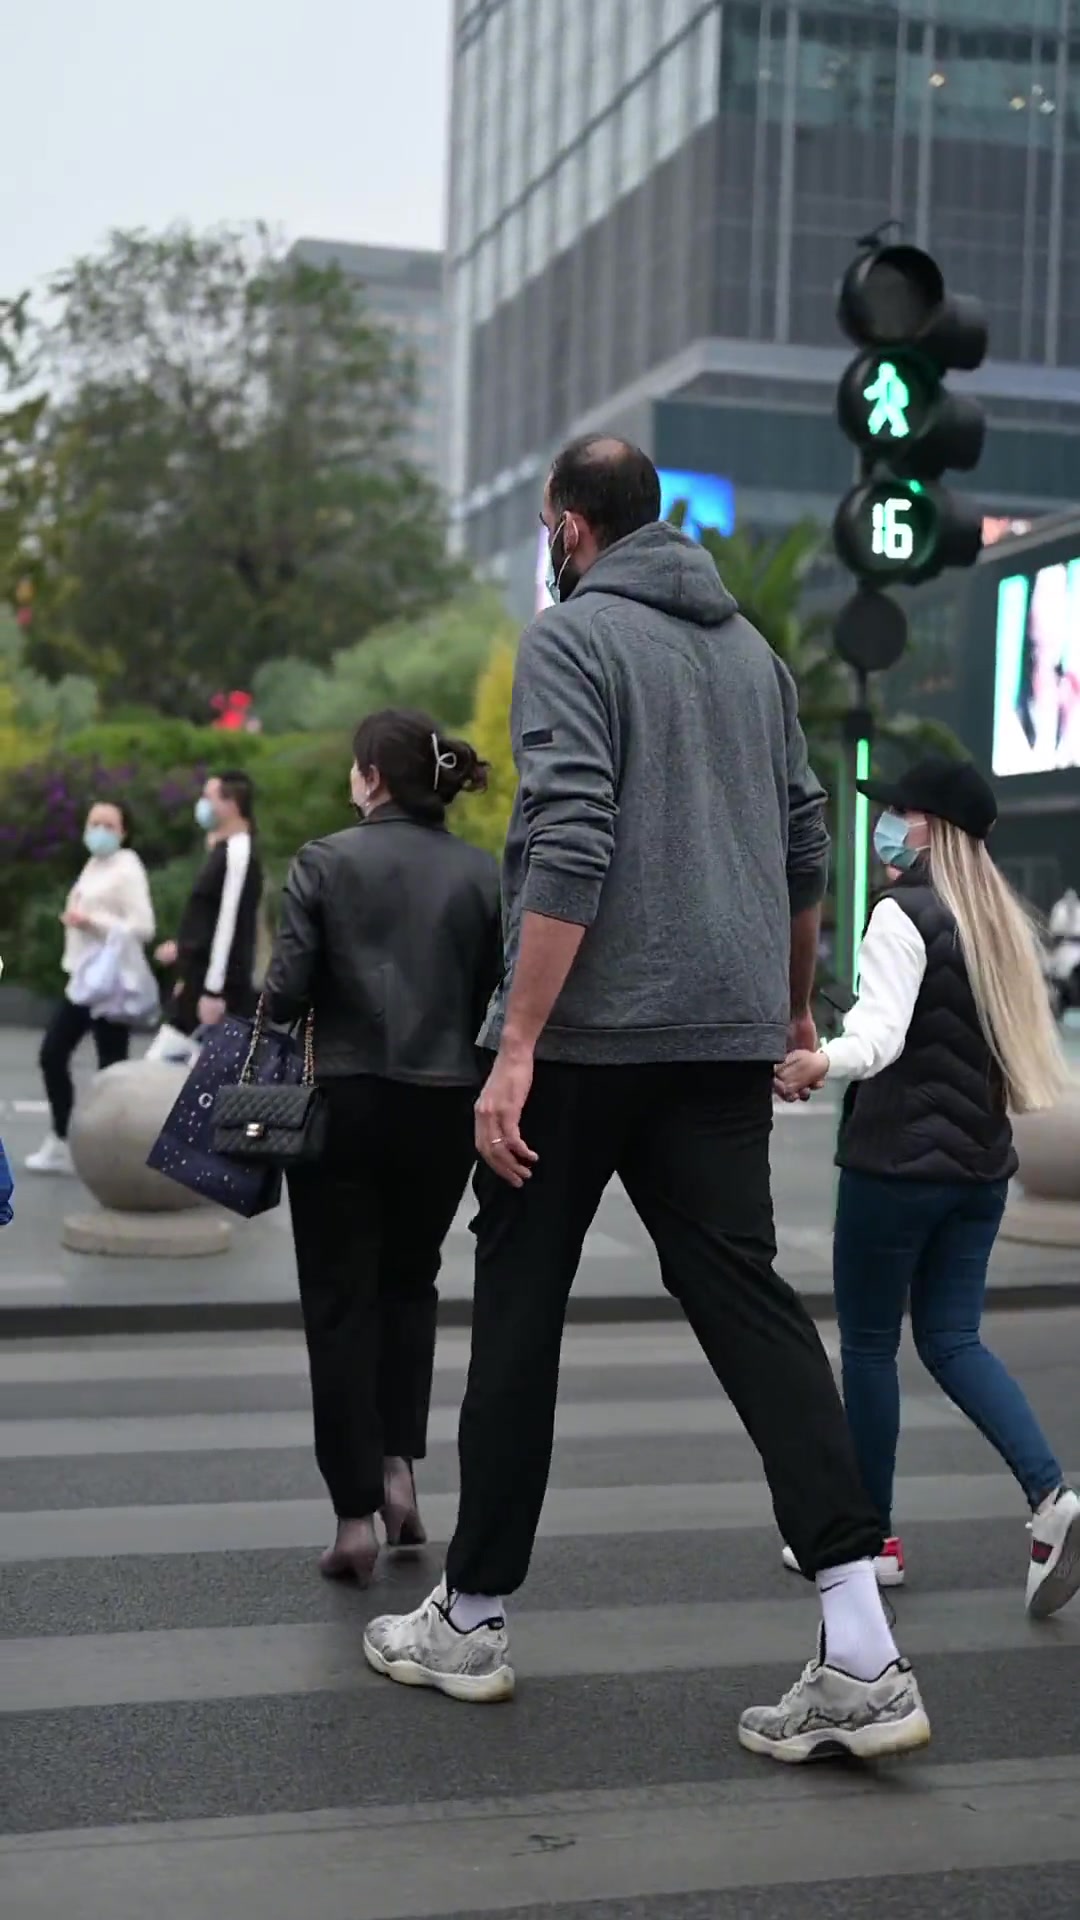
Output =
[
  {"x1": 446, "y1": 1588, "x2": 503, "y2": 1632},
  {"x1": 816, "y1": 1559, "x2": 899, "y2": 1681}
]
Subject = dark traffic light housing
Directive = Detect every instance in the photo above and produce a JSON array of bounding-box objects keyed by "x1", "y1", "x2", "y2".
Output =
[{"x1": 833, "y1": 243, "x2": 988, "y2": 587}]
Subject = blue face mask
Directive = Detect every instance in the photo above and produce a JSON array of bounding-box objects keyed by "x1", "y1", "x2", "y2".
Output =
[
  {"x1": 194, "y1": 796, "x2": 218, "y2": 832},
  {"x1": 84, "y1": 825, "x2": 121, "y2": 859},
  {"x1": 873, "y1": 811, "x2": 919, "y2": 871}
]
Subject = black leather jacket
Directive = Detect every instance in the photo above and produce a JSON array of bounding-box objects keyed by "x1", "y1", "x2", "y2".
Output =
[{"x1": 264, "y1": 806, "x2": 501, "y2": 1085}]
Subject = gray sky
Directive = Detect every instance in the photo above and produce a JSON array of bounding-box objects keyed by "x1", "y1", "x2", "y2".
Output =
[{"x1": 2, "y1": 0, "x2": 451, "y2": 297}]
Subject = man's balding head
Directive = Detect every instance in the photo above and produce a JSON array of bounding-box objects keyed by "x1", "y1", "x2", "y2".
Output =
[{"x1": 545, "y1": 436, "x2": 662, "y2": 551}]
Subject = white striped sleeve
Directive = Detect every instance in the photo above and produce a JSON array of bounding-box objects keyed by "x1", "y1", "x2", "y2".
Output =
[{"x1": 203, "y1": 833, "x2": 251, "y2": 995}]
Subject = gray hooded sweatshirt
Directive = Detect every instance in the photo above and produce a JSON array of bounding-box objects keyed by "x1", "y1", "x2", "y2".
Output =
[{"x1": 479, "y1": 520, "x2": 830, "y2": 1065}]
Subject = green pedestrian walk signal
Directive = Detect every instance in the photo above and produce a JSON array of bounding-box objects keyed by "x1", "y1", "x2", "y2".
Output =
[
  {"x1": 833, "y1": 241, "x2": 987, "y2": 586},
  {"x1": 863, "y1": 361, "x2": 911, "y2": 440}
]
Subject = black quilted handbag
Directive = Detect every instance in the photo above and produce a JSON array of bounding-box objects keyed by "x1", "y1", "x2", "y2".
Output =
[{"x1": 212, "y1": 1001, "x2": 327, "y2": 1167}]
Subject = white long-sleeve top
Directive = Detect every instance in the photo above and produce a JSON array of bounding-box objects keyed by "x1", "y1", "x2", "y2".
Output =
[
  {"x1": 823, "y1": 897, "x2": 928, "y2": 1082},
  {"x1": 203, "y1": 830, "x2": 252, "y2": 995},
  {"x1": 62, "y1": 849, "x2": 156, "y2": 977}
]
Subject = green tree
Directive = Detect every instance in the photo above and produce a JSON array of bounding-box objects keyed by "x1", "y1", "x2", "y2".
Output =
[
  {"x1": 690, "y1": 517, "x2": 959, "y2": 787},
  {"x1": 0, "y1": 607, "x2": 98, "y2": 744},
  {"x1": 0, "y1": 293, "x2": 48, "y2": 610},
  {"x1": 258, "y1": 587, "x2": 518, "y2": 736},
  {"x1": 456, "y1": 639, "x2": 518, "y2": 855},
  {"x1": 23, "y1": 225, "x2": 461, "y2": 716}
]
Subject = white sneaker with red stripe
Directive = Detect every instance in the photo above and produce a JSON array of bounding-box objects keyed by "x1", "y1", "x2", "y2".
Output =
[
  {"x1": 781, "y1": 1538, "x2": 905, "y2": 1588},
  {"x1": 1026, "y1": 1487, "x2": 1080, "y2": 1618}
]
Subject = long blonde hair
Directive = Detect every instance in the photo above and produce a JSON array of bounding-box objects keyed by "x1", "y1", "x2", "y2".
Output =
[{"x1": 927, "y1": 818, "x2": 1068, "y2": 1114}]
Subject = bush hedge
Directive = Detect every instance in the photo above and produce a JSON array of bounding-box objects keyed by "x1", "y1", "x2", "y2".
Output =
[{"x1": 0, "y1": 671, "x2": 518, "y2": 991}]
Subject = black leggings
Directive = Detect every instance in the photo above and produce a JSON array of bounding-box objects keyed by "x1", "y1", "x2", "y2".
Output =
[{"x1": 40, "y1": 997, "x2": 130, "y2": 1138}]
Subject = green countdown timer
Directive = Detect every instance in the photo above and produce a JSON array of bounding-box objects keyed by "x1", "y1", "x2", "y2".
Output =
[{"x1": 833, "y1": 480, "x2": 939, "y2": 579}]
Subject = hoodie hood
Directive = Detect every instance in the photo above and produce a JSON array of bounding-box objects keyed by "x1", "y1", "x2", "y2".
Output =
[{"x1": 569, "y1": 521, "x2": 737, "y2": 629}]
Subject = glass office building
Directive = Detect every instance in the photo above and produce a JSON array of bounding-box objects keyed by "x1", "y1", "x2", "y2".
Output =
[
  {"x1": 289, "y1": 240, "x2": 444, "y2": 482},
  {"x1": 445, "y1": 0, "x2": 1080, "y2": 617}
]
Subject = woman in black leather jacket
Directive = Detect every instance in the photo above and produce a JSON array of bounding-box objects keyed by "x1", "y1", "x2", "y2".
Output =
[{"x1": 264, "y1": 708, "x2": 501, "y2": 1585}]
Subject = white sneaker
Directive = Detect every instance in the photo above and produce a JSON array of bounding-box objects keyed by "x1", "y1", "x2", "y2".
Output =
[
  {"x1": 1026, "y1": 1487, "x2": 1080, "y2": 1619},
  {"x1": 781, "y1": 1537, "x2": 905, "y2": 1588},
  {"x1": 25, "y1": 1134, "x2": 74, "y2": 1175},
  {"x1": 738, "y1": 1628, "x2": 930, "y2": 1764},
  {"x1": 363, "y1": 1580, "x2": 515, "y2": 1703}
]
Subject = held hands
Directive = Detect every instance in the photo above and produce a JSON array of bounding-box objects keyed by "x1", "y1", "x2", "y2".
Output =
[
  {"x1": 774, "y1": 1047, "x2": 830, "y2": 1101},
  {"x1": 475, "y1": 1041, "x2": 539, "y2": 1188}
]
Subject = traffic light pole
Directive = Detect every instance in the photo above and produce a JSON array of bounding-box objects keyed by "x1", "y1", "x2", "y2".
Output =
[{"x1": 833, "y1": 676, "x2": 873, "y2": 993}]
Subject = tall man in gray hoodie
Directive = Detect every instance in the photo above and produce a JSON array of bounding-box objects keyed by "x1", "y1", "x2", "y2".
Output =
[{"x1": 365, "y1": 436, "x2": 929, "y2": 1765}]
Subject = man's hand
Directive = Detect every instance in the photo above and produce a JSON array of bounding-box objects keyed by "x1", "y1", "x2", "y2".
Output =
[
  {"x1": 775, "y1": 1047, "x2": 830, "y2": 1100},
  {"x1": 197, "y1": 994, "x2": 226, "y2": 1029},
  {"x1": 475, "y1": 1044, "x2": 539, "y2": 1188},
  {"x1": 155, "y1": 939, "x2": 178, "y2": 968}
]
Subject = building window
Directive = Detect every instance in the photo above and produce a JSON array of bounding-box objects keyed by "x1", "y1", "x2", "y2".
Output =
[
  {"x1": 692, "y1": 4, "x2": 721, "y2": 129},
  {"x1": 656, "y1": 40, "x2": 691, "y2": 161},
  {"x1": 626, "y1": 0, "x2": 656, "y2": 87},
  {"x1": 618, "y1": 74, "x2": 654, "y2": 196},
  {"x1": 590, "y1": 0, "x2": 623, "y2": 120},
  {"x1": 585, "y1": 114, "x2": 616, "y2": 226},
  {"x1": 554, "y1": 151, "x2": 581, "y2": 251}
]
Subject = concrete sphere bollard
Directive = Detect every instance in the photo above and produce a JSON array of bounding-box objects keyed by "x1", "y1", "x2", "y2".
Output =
[
  {"x1": 1001, "y1": 1083, "x2": 1080, "y2": 1246},
  {"x1": 63, "y1": 1059, "x2": 232, "y2": 1256}
]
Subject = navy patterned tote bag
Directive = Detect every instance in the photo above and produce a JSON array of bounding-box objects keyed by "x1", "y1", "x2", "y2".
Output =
[{"x1": 147, "y1": 1011, "x2": 302, "y2": 1218}]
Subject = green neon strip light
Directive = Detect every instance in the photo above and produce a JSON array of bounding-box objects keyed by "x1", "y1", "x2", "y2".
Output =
[{"x1": 852, "y1": 736, "x2": 871, "y2": 987}]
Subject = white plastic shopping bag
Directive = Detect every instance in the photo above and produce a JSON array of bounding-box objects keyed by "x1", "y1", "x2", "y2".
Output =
[{"x1": 68, "y1": 928, "x2": 161, "y2": 1027}]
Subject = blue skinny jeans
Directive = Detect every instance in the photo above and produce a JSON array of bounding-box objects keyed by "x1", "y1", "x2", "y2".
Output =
[{"x1": 833, "y1": 1169, "x2": 1062, "y2": 1531}]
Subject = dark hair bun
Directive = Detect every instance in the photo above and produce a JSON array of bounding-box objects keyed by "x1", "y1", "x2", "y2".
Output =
[
  {"x1": 351, "y1": 707, "x2": 489, "y2": 823},
  {"x1": 434, "y1": 735, "x2": 489, "y2": 800}
]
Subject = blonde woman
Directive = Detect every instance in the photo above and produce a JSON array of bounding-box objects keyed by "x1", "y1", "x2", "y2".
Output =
[{"x1": 777, "y1": 756, "x2": 1078, "y2": 1618}]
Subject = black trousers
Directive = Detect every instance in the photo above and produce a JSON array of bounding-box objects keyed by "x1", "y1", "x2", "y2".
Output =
[
  {"x1": 445, "y1": 1060, "x2": 882, "y2": 1596},
  {"x1": 287, "y1": 1076, "x2": 477, "y2": 1519},
  {"x1": 40, "y1": 997, "x2": 131, "y2": 1138}
]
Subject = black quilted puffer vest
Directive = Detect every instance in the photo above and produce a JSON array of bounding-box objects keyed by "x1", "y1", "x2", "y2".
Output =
[{"x1": 835, "y1": 865, "x2": 1018, "y2": 1184}]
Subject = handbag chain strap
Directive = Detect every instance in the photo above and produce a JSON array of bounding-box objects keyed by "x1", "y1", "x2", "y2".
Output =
[{"x1": 239, "y1": 997, "x2": 316, "y2": 1087}]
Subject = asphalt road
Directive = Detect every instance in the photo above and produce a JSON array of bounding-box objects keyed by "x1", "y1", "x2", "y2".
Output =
[{"x1": 4, "y1": 1308, "x2": 1080, "y2": 1916}]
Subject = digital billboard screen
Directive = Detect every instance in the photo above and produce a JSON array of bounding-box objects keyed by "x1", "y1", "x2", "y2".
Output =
[{"x1": 992, "y1": 555, "x2": 1080, "y2": 777}]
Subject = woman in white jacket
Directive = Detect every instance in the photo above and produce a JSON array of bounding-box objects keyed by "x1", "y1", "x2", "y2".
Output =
[{"x1": 27, "y1": 799, "x2": 155, "y2": 1175}]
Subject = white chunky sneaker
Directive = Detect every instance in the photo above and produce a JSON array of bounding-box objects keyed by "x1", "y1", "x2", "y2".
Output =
[
  {"x1": 363, "y1": 1581, "x2": 515, "y2": 1703},
  {"x1": 781, "y1": 1537, "x2": 905, "y2": 1588},
  {"x1": 1026, "y1": 1487, "x2": 1080, "y2": 1619},
  {"x1": 738, "y1": 1629, "x2": 930, "y2": 1764},
  {"x1": 25, "y1": 1133, "x2": 74, "y2": 1175}
]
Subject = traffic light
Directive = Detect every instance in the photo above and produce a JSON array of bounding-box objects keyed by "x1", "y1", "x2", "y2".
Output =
[{"x1": 833, "y1": 242, "x2": 987, "y2": 586}]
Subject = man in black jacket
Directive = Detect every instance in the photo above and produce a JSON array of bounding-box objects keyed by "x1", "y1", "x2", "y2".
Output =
[{"x1": 148, "y1": 771, "x2": 262, "y2": 1059}]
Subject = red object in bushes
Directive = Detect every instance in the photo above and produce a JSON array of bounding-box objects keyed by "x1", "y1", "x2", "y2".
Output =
[{"x1": 210, "y1": 690, "x2": 253, "y2": 731}]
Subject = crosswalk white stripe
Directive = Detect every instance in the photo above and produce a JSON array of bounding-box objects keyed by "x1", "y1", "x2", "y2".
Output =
[
  {"x1": 0, "y1": 1388, "x2": 957, "y2": 1459},
  {"x1": 6, "y1": 1587, "x2": 1078, "y2": 1714},
  {"x1": 0, "y1": 1325, "x2": 841, "y2": 1385},
  {"x1": 6, "y1": 1467, "x2": 1068, "y2": 1563},
  {"x1": 3, "y1": 1761, "x2": 1080, "y2": 1920}
]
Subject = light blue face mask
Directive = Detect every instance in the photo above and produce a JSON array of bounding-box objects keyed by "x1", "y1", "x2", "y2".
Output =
[
  {"x1": 84, "y1": 825, "x2": 121, "y2": 859},
  {"x1": 872, "y1": 811, "x2": 919, "y2": 871},
  {"x1": 194, "y1": 796, "x2": 218, "y2": 832}
]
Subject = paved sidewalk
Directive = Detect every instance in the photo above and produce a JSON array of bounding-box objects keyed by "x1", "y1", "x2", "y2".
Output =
[{"x1": 3, "y1": 1026, "x2": 1080, "y2": 1334}]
